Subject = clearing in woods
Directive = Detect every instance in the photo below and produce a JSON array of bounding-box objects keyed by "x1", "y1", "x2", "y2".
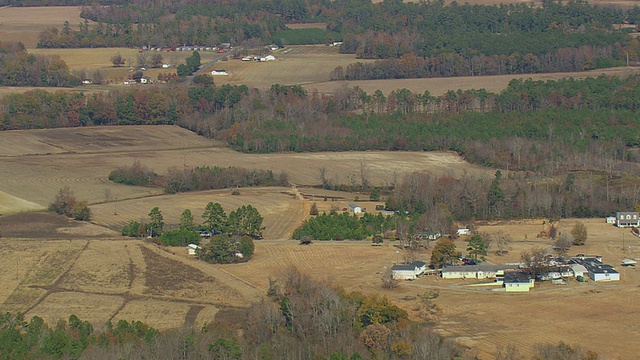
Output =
[{"x1": 0, "y1": 125, "x2": 490, "y2": 216}]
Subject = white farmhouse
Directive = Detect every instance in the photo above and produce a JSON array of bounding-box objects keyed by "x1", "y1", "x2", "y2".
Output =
[
  {"x1": 441, "y1": 264, "x2": 519, "y2": 279},
  {"x1": 503, "y1": 271, "x2": 535, "y2": 292}
]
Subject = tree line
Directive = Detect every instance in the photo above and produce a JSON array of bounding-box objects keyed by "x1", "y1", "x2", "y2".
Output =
[
  {"x1": 0, "y1": 312, "x2": 158, "y2": 360},
  {"x1": 33, "y1": 0, "x2": 640, "y2": 74},
  {"x1": 123, "y1": 202, "x2": 265, "y2": 240},
  {"x1": 0, "y1": 270, "x2": 605, "y2": 359},
  {"x1": 109, "y1": 160, "x2": 288, "y2": 194},
  {"x1": 3, "y1": 76, "x2": 640, "y2": 177},
  {"x1": 387, "y1": 169, "x2": 637, "y2": 224},
  {"x1": 331, "y1": 42, "x2": 632, "y2": 80},
  {"x1": 0, "y1": 42, "x2": 79, "y2": 87}
]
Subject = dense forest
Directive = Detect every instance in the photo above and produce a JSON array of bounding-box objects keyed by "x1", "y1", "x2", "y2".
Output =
[
  {"x1": 0, "y1": 42, "x2": 79, "y2": 87},
  {"x1": 33, "y1": 0, "x2": 640, "y2": 79}
]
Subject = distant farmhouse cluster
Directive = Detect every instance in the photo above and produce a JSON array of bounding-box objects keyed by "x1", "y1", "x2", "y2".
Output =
[
  {"x1": 141, "y1": 43, "x2": 232, "y2": 53},
  {"x1": 392, "y1": 254, "x2": 624, "y2": 293}
]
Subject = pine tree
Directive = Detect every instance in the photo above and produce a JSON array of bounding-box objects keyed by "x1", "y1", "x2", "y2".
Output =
[
  {"x1": 201, "y1": 202, "x2": 227, "y2": 234},
  {"x1": 148, "y1": 207, "x2": 164, "y2": 237},
  {"x1": 179, "y1": 209, "x2": 195, "y2": 231}
]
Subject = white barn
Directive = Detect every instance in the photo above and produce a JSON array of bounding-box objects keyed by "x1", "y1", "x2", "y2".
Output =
[{"x1": 348, "y1": 203, "x2": 362, "y2": 214}]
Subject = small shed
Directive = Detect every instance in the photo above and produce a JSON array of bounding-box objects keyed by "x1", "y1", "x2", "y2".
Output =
[
  {"x1": 570, "y1": 264, "x2": 588, "y2": 278},
  {"x1": 348, "y1": 203, "x2": 362, "y2": 214},
  {"x1": 187, "y1": 243, "x2": 201, "y2": 256},
  {"x1": 605, "y1": 216, "x2": 616, "y2": 224},
  {"x1": 621, "y1": 258, "x2": 637, "y2": 267},
  {"x1": 457, "y1": 228, "x2": 470, "y2": 236}
]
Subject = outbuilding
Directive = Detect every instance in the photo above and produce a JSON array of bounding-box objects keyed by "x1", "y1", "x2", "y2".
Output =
[
  {"x1": 391, "y1": 261, "x2": 427, "y2": 280},
  {"x1": 187, "y1": 243, "x2": 201, "y2": 256},
  {"x1": 348, "y1": 203, "x2": 362, "y2": 214}
]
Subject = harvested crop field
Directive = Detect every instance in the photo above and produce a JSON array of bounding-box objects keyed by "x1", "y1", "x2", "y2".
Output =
[
  {"x1": 0, "y1": 6, "x2": 85, "y2": 48},
  {"x1": 0, "y1": 230, "x2": 258, "y2": 331},
  {"x1": 0, "y1": 125, "x2": 489, "y2": 215},
  {"x1": 207, "y1": 45, "x2": 375, "y2": 89},
  {"x1": 308, "y1": 66, "x2": 640, "y2": 96},
  {"x1": 28, "y1": 47, "x2": 227, "y2": 84},
  {"x1": 89, "y1": 187, "x2": 306, "y2": 240}
]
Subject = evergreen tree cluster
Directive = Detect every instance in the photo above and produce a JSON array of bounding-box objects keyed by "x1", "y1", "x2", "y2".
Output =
[
  {"x1": 176, "y1": 51, "x2": 201, "y2": 77},
  {"x1": 0, "y1": 42, "x2": 79, "y2": 87},
  {"x1": 198, "y1": 233, "x2": 255, "y2": 264},
  {"x1": 0, "y1": 312, "x2": 158, "y2": 360},
  {"x1": 294, "y1": 212, "x2": 396, "y2": 241}
]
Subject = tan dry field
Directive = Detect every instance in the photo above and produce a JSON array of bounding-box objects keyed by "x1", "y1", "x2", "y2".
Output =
[
  {"x1": 2, "y1": 206, "x2": 640, "y2": 358},
  {"x1": 384, "y1": 0, "x2": 640, "y2": 8},
  {"x1": 0, "y1": 6, "x2": 86, "y2": 48},
  {"x1": 0, "y1": 125, "x2": 489, "y2": 215},
  {"x1": 90, "y1": 187, "x2": 307, "y2": 240},
  {"x1": 209, "y1": 45, "x2": 375, "y2": 89},
  {"x1": 28, "y1": 47, "x2": 226, "y2": 84},
  {"x1": 308, "y1": 66, "x2": 640, "y2": 96}
]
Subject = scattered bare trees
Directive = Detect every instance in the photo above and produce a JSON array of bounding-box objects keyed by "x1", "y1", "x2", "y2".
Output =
[
  {"x1": 571, "y1": 221, "x2": 588, "y2": 246},
  {"x1": 520, "y1": 247, "x2": 549, "y2": 279},
  {"x1": 554, "y1": 233, "x2": 573, "y2": 255}
]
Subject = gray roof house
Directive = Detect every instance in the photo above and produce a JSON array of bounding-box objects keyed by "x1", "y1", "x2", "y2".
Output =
[{"x1": 616, "y1": 212, "x2": 639, "y2": 227}]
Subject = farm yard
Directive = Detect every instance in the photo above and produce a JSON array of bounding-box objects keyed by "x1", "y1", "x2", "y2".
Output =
[
  {"x1": 1, "y1": 210, "x2": 639, "y2": 359},
  {"x1": 0, "y1": 128, "x2": 638, "y2": 358}
]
